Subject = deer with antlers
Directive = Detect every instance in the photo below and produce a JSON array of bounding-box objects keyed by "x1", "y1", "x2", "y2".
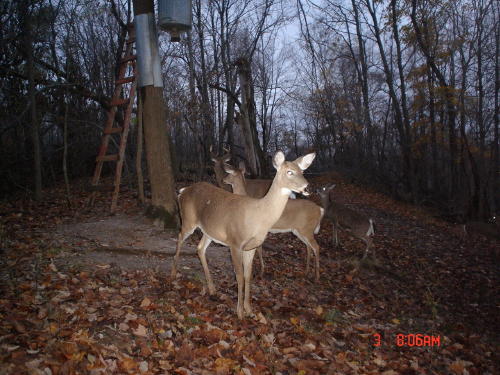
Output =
[
  {"x1": 223, "y1": 162, "x2": 323, "y2": 281},
  {"x1": 209, "y1": 145, "x2": 232, "y2": 191},
  {"x1": 210, "y1": 147, "x2": 274, "y2": 198},
  {"x1": 172, "y1": 151, "x2": 316, "y2": 319}
]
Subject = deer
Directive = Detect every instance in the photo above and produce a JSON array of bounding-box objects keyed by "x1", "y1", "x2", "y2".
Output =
[
  {"x1": 317, "y1": 184, "x2": 375, "y2": 260},
  {"x1": 209, "y1": 145, "x2": 232, "y2": 191},
  {"x1": 209, "y1": 147, "x2": 278, "y2": 198},
  {"x1": 463, "y1": 216, "x2": 500, "y2": 241},
  {"x1": 223, "y1": 162, "x2": 323, "y2": 281},
  {"x1": 172, "y1": 151, "x2": 316, "y2": 319}
]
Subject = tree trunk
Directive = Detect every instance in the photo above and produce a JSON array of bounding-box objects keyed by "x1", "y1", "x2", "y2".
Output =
[
  {"x1": 63, "y1": 93, "x2": 71, "y2": 207},
  {"x1": 186, "y1": 32, "x2": 204, "y2": 179},
  {"x1": 136, "y1": 92, "x2": 145, "y2": 204},
  {"x1": 410, "y1": 0, "x2": 458, "y2": 198},
  {"x1": 235, "y1": 57, "x2": 266, "y2": 177},
  {"x1": 23, "y1": 1, "x2": 42, "y2": 201},
  {"x1": 390, "y1": 0, "x2": 416, "y2": 201},
  {"x1": 141, "y1": 86, "x2": 178, "y2": 227},
  {"x1": 427, "y1": 70, "x2": 438, "y2": 192},
  {"x1": 194, "y1": 0, "x2": 214, "y2": 163},
  {"x1": 492, "y1": 19, "x2": 499, "y2": 215},
  {"x1": 365, "y1": 0, "x2": 415, "y2": 198},
  {"x1": 133, "y1": 0, "x2": 178, "y2": 228},
  {"x1": 235, "y1": 59, "x2": 259, "y2": 176},
  {"x1": 351, "y1": 0, "x2": 372, "y2": 160},
  {"x1": 217, "y1": 1, "x2": 236, "y2": 154}
]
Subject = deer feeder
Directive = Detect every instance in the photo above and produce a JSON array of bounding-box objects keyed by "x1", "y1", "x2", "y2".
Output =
[{"x1": 158, "y1": 0, "x2": 192, "y2": 42}]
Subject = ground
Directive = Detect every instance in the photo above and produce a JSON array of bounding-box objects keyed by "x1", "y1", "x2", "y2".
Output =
[
  {"x1": 53, "y1": 213, "x2": 233, "y2": 275},
  {"x1": 0, "y1": 174, "x2": 498, "y2": 375}
]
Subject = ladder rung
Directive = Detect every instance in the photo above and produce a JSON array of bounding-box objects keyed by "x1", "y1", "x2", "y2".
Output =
[
  {"x1": 121, "y1": 55, "x2": 136, "y2": 63},
  {"x1": 110, "y1": 98, "x2": 130, "y2": 107},
  {"x1": 104, "y1": 127, "x2": 123, "y2": 134},
  {"x1": 116, "y1": 76, "x2": 136, "y2": 85},
  {"x1": 96, "y1": 154, "x2": 119, "y2": 162},
  {"x1": 91, "y1": 25, "x2": 135, "y2": 213}
]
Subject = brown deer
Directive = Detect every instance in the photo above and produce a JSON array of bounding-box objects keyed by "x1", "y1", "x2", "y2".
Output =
[
  {"x1": 317, "y1": 184, "x2": 375, "y2": 259},
  {"x1": 209, "y1": 147, "x2": 275, "y2": 198},
  {"x1": 209, "y1": 145, "x2": 231, "y2": 191},
  {"x1": 172, "y1": 151, "x2": 316, "y2": 319},
  {"x1": 463, "y1": 216, "x2": 500, "y2": 240},
  {"x1": 223, "y1": 162, "x2": 323, "y2": 281}
]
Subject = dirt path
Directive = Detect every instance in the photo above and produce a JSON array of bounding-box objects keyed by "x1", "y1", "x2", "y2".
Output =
[{"x1": 53, "y1": 213, "x2": 234, "y2": 277}]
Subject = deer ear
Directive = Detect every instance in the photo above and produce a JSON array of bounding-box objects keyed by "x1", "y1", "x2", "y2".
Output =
[
  {"x1": 295, "y1": 152, "x2": 316, "y2": 171},
  {"x1": 238, "y1": 161, "x2": 246, "y2": 174},
  {"x1": 273, "y1": 151, "x2": 285, "y2": 169}
]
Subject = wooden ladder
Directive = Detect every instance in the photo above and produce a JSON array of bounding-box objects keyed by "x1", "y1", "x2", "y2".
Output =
[{"x1": 90, "y1": 24, "x2": 138, "y2": 212}]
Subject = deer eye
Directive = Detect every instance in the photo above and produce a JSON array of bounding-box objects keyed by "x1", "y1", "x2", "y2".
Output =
[{"x1": 287, "y1": 170, "x2": 294, "y2": 176}]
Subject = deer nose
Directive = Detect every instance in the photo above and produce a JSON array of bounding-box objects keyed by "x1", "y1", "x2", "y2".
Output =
[
  {"x1": 302, "y1": 184, "x2": 311, "y2": 196},
  {"x1": 297, "y1": 181, "x2": 310, "y2": 196}
]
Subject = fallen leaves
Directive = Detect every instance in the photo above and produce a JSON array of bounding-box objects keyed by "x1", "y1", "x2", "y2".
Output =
[
  {"x1": 132, "y1": 324, "x2": 148, "y2": 337},
  {"x1": 213, "y1": 357, "x2": 238, "y2": 375},
  {"x1": 140, "y1": 296, "x2": 152, "y2": 308},
  {"x1": 449, "y1": 359, "x2": 475, "y2": 375},
  {"x1": 0, "y1": 179, "x2": 498, "y2": 375}
]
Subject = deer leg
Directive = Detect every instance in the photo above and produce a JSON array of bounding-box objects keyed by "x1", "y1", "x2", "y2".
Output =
[
  {"x1": 305, "y1": 245, "x2": 311, "y2": 276},
  {"x1": 242, "y1": 248, "x2": 256, "y2": 316},
  {"x1": 293, "y1": 230, "x2": 310, "y2": 275},
  {"x1": 311, "y1": 239, "x2": 320, "y2": 282},
  {"x1": 294, "y1": 230, "x2": 320, "y2": 281},
  {"x1": 361, "y1": 236, "x2": 374, "y2": 260},
  {"x1": 196, "y1": 234, "x2": 215, "y2": 295},
  {"x1": 333, "y1": 222, "x2": 340, "y2": 247},
  {"x1": 171, "y1": 227, "x2": 196, "y2": 277},
  {"x1": 256, "y1": 245, "x2": 265, "y2": 278},
  {"x1": 230, "y1": 247, "x2": 245, "y2": 319},
  {"x1": 306, "y1": 239, "x2": 320, "y2": 282}
]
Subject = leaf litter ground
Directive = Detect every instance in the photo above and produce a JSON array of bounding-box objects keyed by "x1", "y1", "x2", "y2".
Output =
[{"x1": 0, "y1": 175, "x2": 498, "y2": 374}]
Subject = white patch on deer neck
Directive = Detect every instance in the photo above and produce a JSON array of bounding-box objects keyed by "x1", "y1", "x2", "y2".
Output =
[{"x1": 281, "y1": 187, "x2": 292, "y2": 196}]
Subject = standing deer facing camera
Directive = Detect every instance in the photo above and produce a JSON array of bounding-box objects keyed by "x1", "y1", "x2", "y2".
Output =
[
  {"x1": 223, "y1": 162, "x2": 323, "y2": 281},
  {"x1": 317, "y1": 184, "x2": 375, "y2": 259},
  {"x1": 172, "y1": 151, "x2": 316, "y2": 319}
]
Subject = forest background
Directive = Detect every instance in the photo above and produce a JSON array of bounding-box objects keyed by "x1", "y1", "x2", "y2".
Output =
[{"x1": 1, "y1": 0, "x2": 498, "y2": 222}]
